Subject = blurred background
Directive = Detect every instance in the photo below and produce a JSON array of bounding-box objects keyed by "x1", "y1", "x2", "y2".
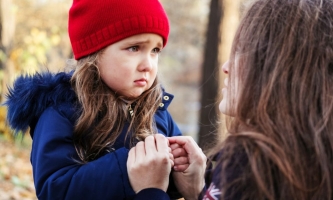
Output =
[{"x1": 0, "y1": 0, "x2": 244, "y2": 199}]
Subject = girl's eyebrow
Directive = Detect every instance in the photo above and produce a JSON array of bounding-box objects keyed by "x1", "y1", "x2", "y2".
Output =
[{"x1": 126, "y1": 40, "x2": 163, "y2": 47}]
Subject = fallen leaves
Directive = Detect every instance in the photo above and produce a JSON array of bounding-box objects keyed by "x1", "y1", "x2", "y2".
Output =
[{"x1": 0, "y1": 137, "x2": 36, "y2": 200}]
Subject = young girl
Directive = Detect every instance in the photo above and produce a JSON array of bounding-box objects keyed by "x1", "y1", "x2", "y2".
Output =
[
  {"x1": 5, "y1": 0, "x2": 184, "y2": 199},
  {"x1": 128, "y1": 0, "x2": 333, "y2": 199}
]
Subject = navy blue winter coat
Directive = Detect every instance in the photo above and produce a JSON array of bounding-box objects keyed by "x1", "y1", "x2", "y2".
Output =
[{"x1": 5, "y1": 72, "x2": 182, "y2": 200}]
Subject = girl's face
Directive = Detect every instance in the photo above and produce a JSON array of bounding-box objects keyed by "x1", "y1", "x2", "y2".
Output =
[
  {"x1": 219, "y1": 58, "x2": 241, "y2": 116},
  {"x1": 98, "y1": 33, "x2": 163, "y2": 99}
]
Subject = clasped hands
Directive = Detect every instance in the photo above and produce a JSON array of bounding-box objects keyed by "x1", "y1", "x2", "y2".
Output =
[{"x1": 127, "y1": 134, "x2": 207, "y2": 200}]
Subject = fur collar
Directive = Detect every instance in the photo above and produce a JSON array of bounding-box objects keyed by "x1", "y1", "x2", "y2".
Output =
[
  {"x1": 4, "y1": 71, "x2": 174, "y2": 134},
  {"x1": 4, "y1": 72, "x2": 76, "y2": 133}
]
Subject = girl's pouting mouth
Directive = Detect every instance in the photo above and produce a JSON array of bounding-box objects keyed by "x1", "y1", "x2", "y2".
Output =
[{"x1": 134, "y1": 78, "x2": 148, "y2": 87}]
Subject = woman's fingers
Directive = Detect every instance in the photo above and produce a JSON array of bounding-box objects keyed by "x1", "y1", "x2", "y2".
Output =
[
  {"x1": 155, "y1": 134, "x2": 169, "y2": 152},
  {"x1": 127, "y1": 146, "x2": 136, "y2": 167},
  {"x1": 134, "y1": 141, "x2": 145, "y2": 163},
  {"x1": 143, "y1": 135, "x2": 155, "y2": 161},
  {"x1": 155, "y1": 134, "x2": 174, "y2": 166},
  {"x1": 127, "y1": 134, "x2": 173, "y2": 193},
  {"x1": 168, "y1": 136, "x2": 207, "y2": 200}
]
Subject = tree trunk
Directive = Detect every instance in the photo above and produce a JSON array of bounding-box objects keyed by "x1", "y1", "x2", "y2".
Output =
[
  {"x1": 0, "y1": 0, "x2": 15, "y2": 102},
  {"x1": 0, "y1": 0, "x2": 4, "y2": 70},
  {"x1": 198, "y1": 0, "x2": 223, "y2": 151}
]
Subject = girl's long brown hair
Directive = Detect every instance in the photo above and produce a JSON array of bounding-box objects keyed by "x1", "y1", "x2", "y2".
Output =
[
  {"x1": 70, "y1": 52, "x2": 162, "y2": 162},
  {"x1": 211, "y1": 0, "x2": 333, "y2": 199}
]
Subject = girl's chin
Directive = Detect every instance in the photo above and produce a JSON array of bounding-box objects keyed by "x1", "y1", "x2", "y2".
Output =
[{"x1": 121, "y1": 90, "x2": 146, "y2": 100}]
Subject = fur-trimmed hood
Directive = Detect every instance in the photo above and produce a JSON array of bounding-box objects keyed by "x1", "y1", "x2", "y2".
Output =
[
  {"x1": 4, "y1": 72, "x2": 77, "y2": 133},
  {"x1": 4, "y1": 72, "x2": 174, "y2": 135}
]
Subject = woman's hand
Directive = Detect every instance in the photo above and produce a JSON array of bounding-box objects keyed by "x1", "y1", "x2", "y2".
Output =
[
  {"x1": 168, "y1": 136, "x2": 207, "y2": 200},
  {"x1": 127, "y1": 134, "x2": 174, "y2": 193}
]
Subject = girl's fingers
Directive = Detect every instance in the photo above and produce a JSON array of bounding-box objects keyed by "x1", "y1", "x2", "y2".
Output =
[
  {"x1": 174, "y1": 156, "x2": 189, "y2": 166},
  {"x1": 168, "y1": 136, "x2": 202, "y2": 156},
  {"x1": 172, "y1": 147, "x2": 187, "y2": 158},
  {"x1": 170, "y1": 143, "x2": 181, "y2": 150},
  {"x1": 173, "y1": 164, "x2": 189, "y2": 172}
]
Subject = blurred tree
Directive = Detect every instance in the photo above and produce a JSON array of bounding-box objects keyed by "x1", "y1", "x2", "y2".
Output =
[
  {"x1": 11, "y1": 0, "x2": 71, "y2": 74},
  {"x1": 0, "y1": 0, "x2": 3, "y2": 71},
  {"x1": 0, "y1": 0, "x2": 16, "y2": 102},
  {"x1": 198, "y1": 0, "x2": 223, "y2": 151},
  {"x1": 158, "y1": 0, "x2": 209, "y2": 138},
  {"x1": 0, "y1": 0, "x2": 70, "y2": 137},
  {"x1": 0, "y1": 0, "x2": 16, "y2": 137}
]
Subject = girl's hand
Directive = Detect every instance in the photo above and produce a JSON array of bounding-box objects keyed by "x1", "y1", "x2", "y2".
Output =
[
  {"x1": 170, "y1": 142, "x2": 189, "y2": 172},
  {"x1": 168, "y1": 136, "x2": 207, "y2": 200},
  {"x1": 127, "y1": 134, "x2": 174, "y2": 193}
]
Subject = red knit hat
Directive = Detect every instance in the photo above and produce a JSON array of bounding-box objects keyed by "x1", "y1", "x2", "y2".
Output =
[{"x1": 68, "y1": 0, "x2": 169, "y2": 60}]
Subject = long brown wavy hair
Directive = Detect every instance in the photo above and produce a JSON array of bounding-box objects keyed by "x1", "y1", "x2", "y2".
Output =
[
  {"x1": 70, "y1": 51, "x2": 162, "y2": 162},
  {"x1": 211, "y1": 0, "x2": 333, "y2": 199}
]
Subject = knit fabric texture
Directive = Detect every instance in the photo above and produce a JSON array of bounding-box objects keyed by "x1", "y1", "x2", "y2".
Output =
[{"x1": 68, "y1": 0, "x2": 170, "y2": 60}]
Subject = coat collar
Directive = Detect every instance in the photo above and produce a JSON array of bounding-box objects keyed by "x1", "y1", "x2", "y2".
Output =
[{"x1": 4, "y1": 71, "x2": 174, "y2": 133}]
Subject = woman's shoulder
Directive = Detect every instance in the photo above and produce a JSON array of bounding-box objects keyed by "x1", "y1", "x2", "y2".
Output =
[{"x1": 204, "y1": 142, "x2": 250, "y2": 200}]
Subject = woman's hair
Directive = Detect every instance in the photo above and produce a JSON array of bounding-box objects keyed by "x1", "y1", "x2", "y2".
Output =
[
  {"x1": 211, "y1": 0, "x2": 333, "y2": 199},
  {"x1": 70, "y1": 51, "x2": 162, "y2": 162}
]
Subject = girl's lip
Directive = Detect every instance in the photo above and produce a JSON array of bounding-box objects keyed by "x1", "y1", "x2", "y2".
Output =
[
  {"x1": 134, "y1": 78, "x2": 147, "y2": 86},
  {"x1": 134, "y1": 78, "x2": 147, "y2": 82}
]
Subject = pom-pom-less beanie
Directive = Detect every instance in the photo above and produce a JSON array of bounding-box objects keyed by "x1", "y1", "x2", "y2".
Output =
[{"x1": 68, "y1": 0, "x2": 169, "y2": 60}]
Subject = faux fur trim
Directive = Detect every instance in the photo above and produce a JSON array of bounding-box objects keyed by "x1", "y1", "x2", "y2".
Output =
[{"x1": 4, "y1": 72, "x2": 76, "y2": 132}]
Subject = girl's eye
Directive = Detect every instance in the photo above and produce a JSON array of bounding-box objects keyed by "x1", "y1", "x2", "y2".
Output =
[
  {"x1": 152, "y1": 48, "x2": 161, "y2": 54},
  {"x1": 127, "y1": 46, "x2": 139, "y2": 52}
]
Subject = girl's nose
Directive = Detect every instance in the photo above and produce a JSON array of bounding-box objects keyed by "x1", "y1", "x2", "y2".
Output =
[
  {"x1": 138, "y1": 55, "x2": 154, "y2": 72},
  {"x1": 222, "y1": 60, "x2": 229, "y2": 74}
]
